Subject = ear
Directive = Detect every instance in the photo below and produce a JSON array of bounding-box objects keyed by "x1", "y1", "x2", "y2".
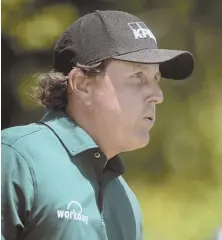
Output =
[{"x1": 67, "y1": 68, "x2": 93, "y2": 103}]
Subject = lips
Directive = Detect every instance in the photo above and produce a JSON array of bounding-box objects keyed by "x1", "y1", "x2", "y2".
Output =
[
  {"x1": 144, "y1": 116, "x2": 154, "y2": 121},
  {"x1": 147, "y1": 117, "x2": 153, "y2": 121}
]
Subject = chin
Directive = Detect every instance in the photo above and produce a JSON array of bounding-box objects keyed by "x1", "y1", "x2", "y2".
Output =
[
  {"x1": 137, "y1": 138, "x2": 150, "y2": 149},
  {"x1": 127, "y1": 134, "x2": 150, "y2": 151}
]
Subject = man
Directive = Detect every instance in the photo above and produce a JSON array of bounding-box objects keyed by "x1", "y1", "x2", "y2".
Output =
[{"x1": 1, "y1": 10, "x2": 194, "y2": 240}]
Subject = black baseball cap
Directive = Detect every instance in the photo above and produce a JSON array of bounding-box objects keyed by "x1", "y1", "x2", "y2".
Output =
[{"x1": 53, "y1": 10, "x2": 194, "y2": 80}]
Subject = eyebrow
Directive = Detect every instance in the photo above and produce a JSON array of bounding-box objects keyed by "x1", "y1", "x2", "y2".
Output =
[
  {"x1": 132, "y1": 63, "x2": 161, "y2": 77},
  {"x1": 133, "y1": 63, "x2": 149, "y2": 71}
]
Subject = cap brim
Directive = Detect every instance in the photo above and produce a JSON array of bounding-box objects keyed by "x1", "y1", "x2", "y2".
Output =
[{"x1": 112, "y1": 49, "x2": 194, "y2": 80}]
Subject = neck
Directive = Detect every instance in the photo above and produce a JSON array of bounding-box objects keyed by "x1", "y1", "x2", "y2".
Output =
[{"x1": 66, "y1": 106, "x2": 118, "y2": 160}]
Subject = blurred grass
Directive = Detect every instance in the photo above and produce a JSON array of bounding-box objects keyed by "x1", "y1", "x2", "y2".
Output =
[{"x1": 128, "y1": 179, "x2": 222, "y2": 240}]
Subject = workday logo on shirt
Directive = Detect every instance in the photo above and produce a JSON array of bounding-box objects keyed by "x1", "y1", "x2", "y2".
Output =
[{"x1": 57, "y1": 201, "x2": 89, "y2": 225}]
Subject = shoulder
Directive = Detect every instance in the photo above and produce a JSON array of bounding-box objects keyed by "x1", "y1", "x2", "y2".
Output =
[
  {"x1": 2, "y1": 123, "x2": 46, "y2": 146},
  {"x1": 1, "y1": 123, "x2": 53, "y2": 161}
]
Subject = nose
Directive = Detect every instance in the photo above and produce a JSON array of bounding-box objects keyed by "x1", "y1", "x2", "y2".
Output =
[{"x1": 150, "y1": 84, "x2": 164, "y2": 104}]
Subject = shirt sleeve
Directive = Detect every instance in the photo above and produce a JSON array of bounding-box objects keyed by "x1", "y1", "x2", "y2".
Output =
[{"x1": 1, "y1": 144, "x2": 35, "y2": 240}]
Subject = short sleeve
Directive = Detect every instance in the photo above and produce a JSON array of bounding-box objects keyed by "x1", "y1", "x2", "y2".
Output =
[{"x1": 1, "y1": 144, "x2": 35, "y2": 240}]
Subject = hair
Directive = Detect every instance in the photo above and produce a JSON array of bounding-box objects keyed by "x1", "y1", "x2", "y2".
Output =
[{"x1": 33, "y1": 60, "x2": 111, "y2": 111}]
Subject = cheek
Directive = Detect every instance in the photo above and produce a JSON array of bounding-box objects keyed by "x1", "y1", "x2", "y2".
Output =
[
  {"x1": 91, "y1": 80, "x2": 145, "y2": 127},
  {"x1": 91, "y1": 82, "x2": 122, "y2": 119},
  {"x1": 117, "y1": 87, "x2": 145, "y2": 117}
]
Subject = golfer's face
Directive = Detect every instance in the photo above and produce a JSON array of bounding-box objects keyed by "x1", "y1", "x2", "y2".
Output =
[{"x1": 91, "y1": 60, "x2": 163, "y2": 150}]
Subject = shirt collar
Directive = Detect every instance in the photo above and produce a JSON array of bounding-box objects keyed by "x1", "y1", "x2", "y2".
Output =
[{"x1": 39, "y1": 110, "x2": 125, "y2": 174}]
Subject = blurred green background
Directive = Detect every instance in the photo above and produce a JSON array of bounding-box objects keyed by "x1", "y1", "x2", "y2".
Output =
[{"x1": 2, "y1": 0, "x2": 222, "y2": 239}]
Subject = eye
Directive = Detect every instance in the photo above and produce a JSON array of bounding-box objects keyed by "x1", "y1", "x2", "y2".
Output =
[{"x1": 134, "y1": 72, "x2": 146, "y2": 83}]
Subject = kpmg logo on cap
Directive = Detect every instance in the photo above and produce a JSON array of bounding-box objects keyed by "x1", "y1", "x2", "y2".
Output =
[{"x1": 128, "y1": 22, "x2": 157, "y2": 43}]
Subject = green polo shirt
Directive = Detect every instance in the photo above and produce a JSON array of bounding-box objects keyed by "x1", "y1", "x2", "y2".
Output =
[{"x1": 1, "y1": 110, "x2": 143, "y2": 240}]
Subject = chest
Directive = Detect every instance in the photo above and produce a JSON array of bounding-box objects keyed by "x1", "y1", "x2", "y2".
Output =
[
  {"x1": 102, "y1": 177, "x2": 143, "y2": 240},
  {"x1": 30, "y1": 169, "x2": 142, "y2": 240}
]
